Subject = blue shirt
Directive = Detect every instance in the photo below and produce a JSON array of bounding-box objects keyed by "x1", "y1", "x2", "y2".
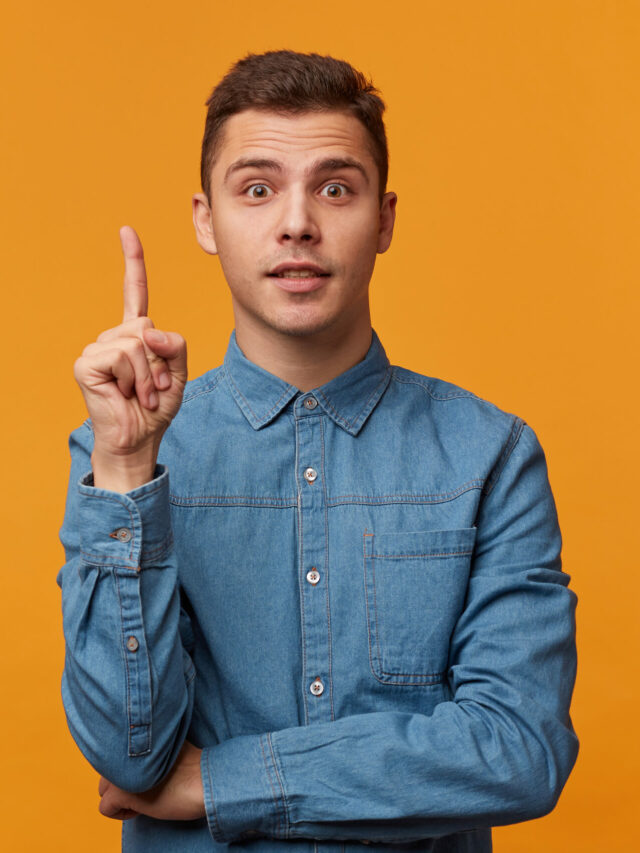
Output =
[{"x1": 57, "y1": 328, "x2": 578, "y2": 852}]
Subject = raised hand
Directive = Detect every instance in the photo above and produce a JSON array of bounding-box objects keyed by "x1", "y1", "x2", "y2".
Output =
[{"x1": 73, "y1": 226, "x2": 188, "y2": 491}]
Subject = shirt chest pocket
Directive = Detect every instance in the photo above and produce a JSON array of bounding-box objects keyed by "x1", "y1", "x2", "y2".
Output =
[{"x1": 363, "y1": 527, "x2": 477, "y2": 685}]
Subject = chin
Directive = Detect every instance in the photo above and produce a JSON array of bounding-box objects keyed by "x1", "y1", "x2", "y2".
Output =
[{"x1": 264, "y1": 310, "x2": 342, "y2": 339}]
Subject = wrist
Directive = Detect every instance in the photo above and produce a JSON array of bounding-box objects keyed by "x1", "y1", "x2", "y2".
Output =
[{"x1": 91, "y1": 443, "x2": 161, "y2": 492}]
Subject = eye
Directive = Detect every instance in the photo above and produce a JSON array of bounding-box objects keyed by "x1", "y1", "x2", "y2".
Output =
[
  {"x1": 320, "y1": 183, "x2": 349, "y2": 199},
  {"x1": 245, "y1": 184, "x2": 273, "y2": 199}
]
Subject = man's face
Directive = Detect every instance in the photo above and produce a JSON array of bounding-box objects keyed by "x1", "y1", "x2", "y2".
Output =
[{"x1": 193, "y1": 108, "x2": 396, "y2": 338}]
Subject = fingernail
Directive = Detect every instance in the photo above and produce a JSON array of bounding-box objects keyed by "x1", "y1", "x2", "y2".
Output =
[
  {"x1": 146, "y1": 330, "x2": 167, "y2": 344},
  {"x1": 148, "y1": 391, "x2": 158, "y2": 407},
  {"x1": 157, "y1": 371, "x2": 170, "y2": 389}
]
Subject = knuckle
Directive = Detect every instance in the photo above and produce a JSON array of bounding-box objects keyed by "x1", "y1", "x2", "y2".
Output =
[
  {"x1": 129, "y1": 316, "x2": 152, "y2": 335},
  {"x1": 123, "y1": 337, "x2": 144, "y2": 356},
  {"x1": 113, "y1": 349, "x2": 131, "y2": 370},
  {"x1": 73, "y1": 356, "x2": 86, "y2": 379}
]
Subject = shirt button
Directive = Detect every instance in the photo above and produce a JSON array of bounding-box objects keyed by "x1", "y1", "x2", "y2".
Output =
[
  {"x1": 112, "y1": 527, "x2": 132, "y2": 543},
  {"x1": 310, "y1": 677, "x2": 324, "y2": 696},
  {"x1": 303, "y1": 396, "x2": 318, "y2": 410},
  {"x1": 306, "y1": 568, "x2": 320, "y2": 585},
  {"x1": 126, "y1": 636, "x2": 139, "y2": 652},
  {"x1": 303, "y1": 467, "x2": 318, "y2": 483}
]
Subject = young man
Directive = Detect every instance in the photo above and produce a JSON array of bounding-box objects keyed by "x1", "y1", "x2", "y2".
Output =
[{"x1": 57, "y1": 51, "x2": 578, "y2": 852}]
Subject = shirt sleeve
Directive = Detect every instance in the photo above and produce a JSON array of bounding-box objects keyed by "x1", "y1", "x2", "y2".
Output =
[
  {"x1": 200, "y1": 420, "x2": 579, "y2": 844},
  {"x1": 56, "y1": 421, "x2": 196, "y2": 792}
]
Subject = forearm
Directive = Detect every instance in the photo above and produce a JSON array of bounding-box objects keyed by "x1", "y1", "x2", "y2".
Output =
[
  {"x1": 58, "y1": 426, "x2": 195, "y2": 792},
  {"x1": 199, "y1": 422, "x2": 578, "y2": 845},
  {"x1": 200, "y1": 574, "x2": 578, "y2": 844}
]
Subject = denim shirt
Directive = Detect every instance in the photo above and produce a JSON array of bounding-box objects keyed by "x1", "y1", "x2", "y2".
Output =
[{"x1": 57, "y1": 328, "x2": 578, "y2": 852}]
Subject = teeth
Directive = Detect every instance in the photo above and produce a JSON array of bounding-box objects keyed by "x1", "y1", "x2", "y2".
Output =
[{"x1": 276, "y1": 270, "x2": 321, "y2": 278}]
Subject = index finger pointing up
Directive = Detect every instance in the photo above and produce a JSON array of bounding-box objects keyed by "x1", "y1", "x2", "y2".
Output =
[{"x1": 120, "y1": 225, "x2": 148, "y2": 321}]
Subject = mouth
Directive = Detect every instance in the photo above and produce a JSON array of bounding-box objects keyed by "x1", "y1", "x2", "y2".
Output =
[{"x1": 266, "y1": 263, "x2": 331, "y2": 293}]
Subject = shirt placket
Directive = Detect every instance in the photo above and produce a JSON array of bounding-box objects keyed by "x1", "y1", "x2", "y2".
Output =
[{"x1": 295, "y1": 394, "x2": 334, "y2": 727}]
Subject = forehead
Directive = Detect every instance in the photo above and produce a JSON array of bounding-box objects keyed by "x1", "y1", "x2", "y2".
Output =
[{"x1": 212, "y1": 108, "x2": 376, "y2": 172}]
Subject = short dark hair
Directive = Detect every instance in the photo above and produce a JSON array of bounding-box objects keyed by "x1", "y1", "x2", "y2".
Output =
[{"x1": 200, "y1": 50, "x2": 388, "y2": 202}]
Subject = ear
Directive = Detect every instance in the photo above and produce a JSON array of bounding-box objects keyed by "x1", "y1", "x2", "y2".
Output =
[
  {"x1": 192, "y1": 192, "x2": 219, "y2": 255},
  {"x1": 377, "y1": 191, "x2": 397, "y2": 254}
]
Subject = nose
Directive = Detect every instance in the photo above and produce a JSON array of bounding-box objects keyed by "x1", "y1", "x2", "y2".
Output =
[{"x1": 276, "y1": 189, "x2": 320, "y2": 245}]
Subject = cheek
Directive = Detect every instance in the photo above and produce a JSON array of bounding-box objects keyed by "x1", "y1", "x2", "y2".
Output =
[
  {"x1": 331, "y1": 213, "x2": 380, "y2": 265},
  {"x1": 215, "y1": 209, "x2": 270, "y2": 260}
]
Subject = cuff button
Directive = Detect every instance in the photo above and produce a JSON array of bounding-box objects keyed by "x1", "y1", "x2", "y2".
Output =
[{"x1": 110, "y1": 527, "x2": 132, "y2": 542}]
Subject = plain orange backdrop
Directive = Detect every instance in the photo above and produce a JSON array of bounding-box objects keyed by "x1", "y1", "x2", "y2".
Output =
[{"x1": 1, "y1": 1, "x2": 637, "y2": 849}]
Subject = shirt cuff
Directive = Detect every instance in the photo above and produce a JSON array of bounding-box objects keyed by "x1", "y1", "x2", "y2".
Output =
[
  {"x1": 77, "y1": 464, "x2": 172, "y2": 569},
  {"x1": 201, "y1": 732, "x2": 290, "y2": 842}
]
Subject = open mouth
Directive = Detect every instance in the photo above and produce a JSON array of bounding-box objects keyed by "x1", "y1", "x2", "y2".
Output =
[
  {"x1": 268, "y1": 270, "x2": 330, "y2": 279},
  {"x1": 266, "y1": 267, "x2": 331, "y2": 293},
  {"x1": 266, "y1": 263, "x2": 331, "y2": 292}
]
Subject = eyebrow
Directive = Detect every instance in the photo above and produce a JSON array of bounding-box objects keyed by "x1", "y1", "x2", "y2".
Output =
[{"x1": 224, "y1": 156, "x2": 369, "y2": 184}]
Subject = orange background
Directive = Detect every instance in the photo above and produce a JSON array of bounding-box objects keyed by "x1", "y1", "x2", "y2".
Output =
[{"x1": 1, "y1": 1, "x2": 637, "y2": 849}]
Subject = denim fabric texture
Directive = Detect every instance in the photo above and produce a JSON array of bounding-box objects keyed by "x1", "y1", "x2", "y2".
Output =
[{"x1": 57, "y1": 329, "x2": 579, "y2": 852}]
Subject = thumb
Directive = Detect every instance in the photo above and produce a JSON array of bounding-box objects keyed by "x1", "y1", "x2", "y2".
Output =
[{"x1": 143, "y1": 328, "x2": 188, "y2": 380}]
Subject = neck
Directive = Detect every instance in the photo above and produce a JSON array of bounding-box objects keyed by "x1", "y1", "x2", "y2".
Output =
[{"x1": 233, "y1": 311, "x2": 373, "y2": 391}]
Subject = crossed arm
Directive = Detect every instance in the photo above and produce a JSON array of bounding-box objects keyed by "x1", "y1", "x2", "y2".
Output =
[
  {"x1": 59, "y1": 415, "x2": 579, "y2": 842},
  {"x1": 97, "y1": 739, "x2": 204, "y2": 821}
]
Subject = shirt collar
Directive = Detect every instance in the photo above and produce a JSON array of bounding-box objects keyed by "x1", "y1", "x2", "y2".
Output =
[{"x1": 223, "y1": 328, "x2": 391, "y2": 436}]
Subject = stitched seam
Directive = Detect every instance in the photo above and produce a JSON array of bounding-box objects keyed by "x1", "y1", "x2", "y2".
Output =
[
  {"x1": 315, "y1": 389, "x2": 352, "y2": 429},
  {"x1": 169, "y1": 495, "x2": 297, "y2": 506},
  {"x1": 259, "y1": 735, "x2": 282, "y2": 837},
  {"x1": 81, "y1": 480, "x2": 166, "y2": 502},
  {"x1": 372, "y1": 549, "x2": 474, "y2": 559},
  {"x1": 363, "y1": 534, "x2": 445, "y2": 684},
  {"x1": 80, "y1": 494, "x2": 136, "y2": 562},
  {"x1": 380, "y1": 669, "x2": 444, "y2": 677},
  {"x1": 320, "y1": 418, "x2": 335, "y2": 722},
  {"x1": 351, "y1": 364, "x2": 392, "y2": 431},
  {"x1": 114, "y1": 572, "x2": 136, "y2": 754},
  {"x1": 267, "y1": 733, "x2": 290, "y2": 839},
  {"x1": 129, "y1": 481, "x2": 166, "y2": 500},
  {"x1": 483, "y1": 416, "x2": 525, "y2": 496},
  {"x1": 81, "y1": 533, "x2": 173, "y2": 567},
  {"x1": 316, "y1": 365, "x2": 390, "y2": 432},
  {"x1": 330, "y1": 481, "x2": 484, "y2": 501},
  {"x1": 139, "y1": 533, "x2": 174, "y2": 563},
  {"x1": 391, "y1": 369, "x2": 478, "y2": 401},
  {"x1": 373, "y1": 675, "x2": 442, "y2": 685},
  {"x1": 363, "y1": 532, "x2": 379, "y2": 683},
  {"x1": 257, "y1": 384, "x2": 296, "y2": 424},
  {"x1": 327, "y1": 488, "x2": 483, "y2": 506},
  {"x1": 224, "y1": 366, "x2": 294, "y2": 425},
  {"x1": 206, "y1": 753, "x2": 224, "y2": 840},
  {"x1": 295, "y1": 417, "x2": 309, "y2": 726},
  {"x1": 181, "y1": 371, "x2": 222, "y2": 405},
  {"x1": 80, "y1": 551, "x2": 138, "y2": 568},
  {"x1": 223, "y1": 366, "x2": 261, "y2": 422},
  {"x1": 370, "y1": 542, "x2": 384, "y2": 678}
]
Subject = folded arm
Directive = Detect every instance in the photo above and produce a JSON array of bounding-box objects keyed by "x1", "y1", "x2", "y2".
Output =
[{"x1": 199, "y1": 421, "x2": 579, "y2": 844}]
